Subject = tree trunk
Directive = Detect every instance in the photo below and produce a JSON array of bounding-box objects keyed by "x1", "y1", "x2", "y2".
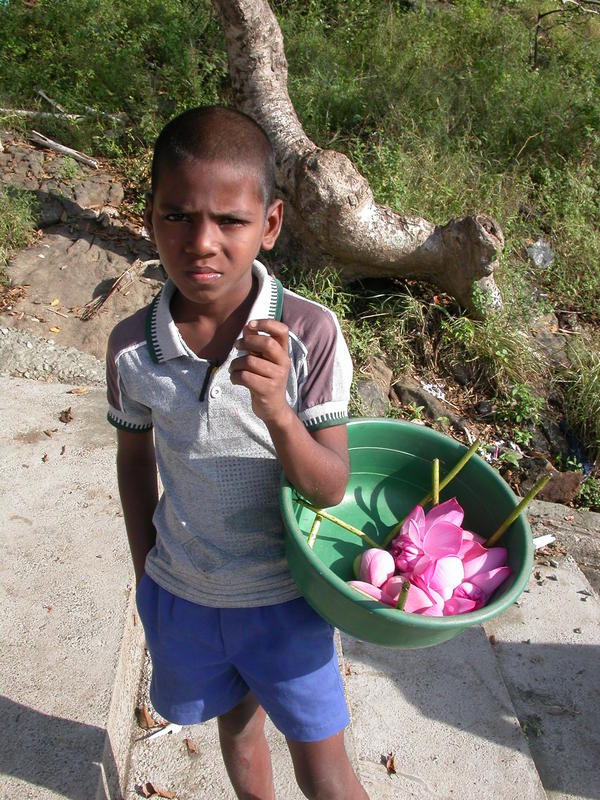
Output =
[{"x1": 211, "y1": 0, "x2": 504, "y2": 316}]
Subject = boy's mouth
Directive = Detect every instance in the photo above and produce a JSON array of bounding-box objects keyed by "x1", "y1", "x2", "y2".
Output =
[{"x1": 187, "y1": 267, "x2": 222, "y2": 283}]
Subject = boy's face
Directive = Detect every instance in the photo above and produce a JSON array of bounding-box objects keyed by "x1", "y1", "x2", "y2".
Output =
[{"x1": 145, "y1": 158, "x2": 282, "y2": 317}]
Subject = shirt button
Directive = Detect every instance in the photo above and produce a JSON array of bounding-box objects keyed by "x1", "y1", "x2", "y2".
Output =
[{"x1": 210, "y1": 385, "x2": 222, "y2": 399}]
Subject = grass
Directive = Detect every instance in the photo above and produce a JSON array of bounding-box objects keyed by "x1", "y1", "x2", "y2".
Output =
[
  {"x1": 0, "y1": 0, "x2": 227, "y2": 156},
  {"x1": 559, "y1": 337, "x2": 600, "y2": 457},
  {"x1": 1, "y1": 0, "x2": 599, "y2": 467},
  {"x1": 0, "y1": 186, "x2": 38, "y2": 280}
]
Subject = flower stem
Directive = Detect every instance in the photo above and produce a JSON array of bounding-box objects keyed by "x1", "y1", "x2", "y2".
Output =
[
  {"x1": 295, "y1": 498, "x2": 382, "y2": 549},
  {"x1": 307, "y1": 514, "x2": 322, "y2": 549},
  {"x1": 396, "y1": 579, "x2": 410, "y2": 611},
  {"x1": 432, "y1": 458, "x2": 440, "y2": 506},
  {"x1": 382, "y1": 439, "x2": 481, "y2": 548},
  {"x1": 485, "y1": 473, "x2": 552, "y2": 547}
]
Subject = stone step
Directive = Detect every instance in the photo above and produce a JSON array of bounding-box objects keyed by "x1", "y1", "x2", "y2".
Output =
[
  {"x1": 0, "y1": 378, "x2": 144, "y2": 800},
  {"x1": 340, "y1": 627, "x2": 546, "y2": 800},
  {"x1": 484, "y1": 554, "x2": 600, "y2": 800}
]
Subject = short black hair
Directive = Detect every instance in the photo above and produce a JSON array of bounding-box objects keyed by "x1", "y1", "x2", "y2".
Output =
[{"x1": 150, "y1": 106, "x2": 276, "y2": 206}]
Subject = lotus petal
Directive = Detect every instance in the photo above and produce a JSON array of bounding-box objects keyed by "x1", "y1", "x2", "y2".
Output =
[
  {"x1": 358, "y1": 548, "x2": 396, "y2": 588},
  {"x1": 394, "y1": 504, "x2": 425, "y2": 547},
  {"x1": 403, "y1": 577, "x2": 444, "y2": 615},
  {"x1": 454, "y1": 580, "x2": 486, "y2": 608},
  {"x1": 422, "y1": 520, "x2": 463, "y2": 558},
  {"x1": 462, "y1": 543, "x2": 508, "y2": 580},
  {"x1": 348, "y1": 580, "x2": 384, "y2": 602},
  {"x1": 425, "y1": 556, "x2": 465, "y2": 600},
  {"x1": 381, "y1": 575, "x2": 408, "y2": 605},
  {"x1": 469, "y1": 566, "x2": 510, "y2": 597},
  {"x1": 423, "y1": 497, "x2": 464, "y2": 530},
  {"x1": 461, "y1": 529, "x2": 486, "y2": 546},
  {"x1": 444, "y1": 595, "x2": 479, "y2": 615},
  {"x1": 392, "y1": 535, "x2": 424, "y2": 575}
]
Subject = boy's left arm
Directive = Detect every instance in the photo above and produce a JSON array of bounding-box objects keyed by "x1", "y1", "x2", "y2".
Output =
[{"x1": 230, "y1": 319, "x2": 349, "y2": 508}]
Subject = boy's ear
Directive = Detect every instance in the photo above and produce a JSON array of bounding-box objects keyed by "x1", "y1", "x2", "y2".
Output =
[
  {"x1": 143, "y1": 192, "x2": 155, "y2": 241},
  {"x1": 260, "y1": 199, "x2": 283, "y2": 252}
]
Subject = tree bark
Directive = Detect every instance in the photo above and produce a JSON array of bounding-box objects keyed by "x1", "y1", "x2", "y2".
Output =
[{"x1": 211, "y1": 0, "x2": 504, "y2": 316}]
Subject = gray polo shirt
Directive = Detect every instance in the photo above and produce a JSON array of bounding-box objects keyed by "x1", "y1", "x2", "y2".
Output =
[{"x1": 106, "y1": 260, "x2": 352, "y2": 607}]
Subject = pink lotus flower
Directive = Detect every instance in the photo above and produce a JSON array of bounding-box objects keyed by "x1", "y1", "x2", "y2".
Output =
[
  {"x1": 356, "y1": 548, "x2": 396, "y2": 588},
  {"x1": 346, "y1": 497, "x2": 511, "y2": 617},
  {"x1": 390, "y1": 498, "x2": 464, "y2": 577}
]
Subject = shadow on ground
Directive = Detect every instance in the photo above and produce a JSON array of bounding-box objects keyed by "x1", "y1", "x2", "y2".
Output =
[
  {"x1": 344, "y1": 634, "x2": 600, "y2": 800},
  {"x1": 0, "y1": 695, "x2": 122, "y2": 799}
]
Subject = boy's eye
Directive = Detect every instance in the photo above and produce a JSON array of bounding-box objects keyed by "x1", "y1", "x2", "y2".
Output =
[
  {"x1": 164, "y1": 213, "x2": 190, "y2": 222},
  {"x1": 219, "y1": 217, "x2": 246, "y2": 227}
]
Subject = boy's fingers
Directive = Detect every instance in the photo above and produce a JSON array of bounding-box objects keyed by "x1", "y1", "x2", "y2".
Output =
[
  {"x1": 237, "y1": 320, "x2": 289, "y2": 364},
  {"x1": 245, "y1": 319, "x2": 289, "y2": 349},
  {"x1": 230, "y1": 354, "x2": 277, "y2": 379}
]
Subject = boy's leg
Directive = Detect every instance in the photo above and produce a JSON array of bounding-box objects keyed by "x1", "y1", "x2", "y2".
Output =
[
  {"x1": 218, "y1": 691, "x2": 275, "y2": 800},
  {"x1": 287, "y1": 732, "x2": 369, "y2": 800}
]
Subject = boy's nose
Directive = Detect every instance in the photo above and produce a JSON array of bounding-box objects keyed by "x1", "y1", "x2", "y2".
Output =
[{"x1": 186, "y1": 218, "x2": 218, "y2": 255}]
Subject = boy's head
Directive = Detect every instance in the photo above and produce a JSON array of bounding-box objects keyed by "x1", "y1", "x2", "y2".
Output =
[
  {"x1": 150, "y1": 106, "x2": 276, "y2": 209},
  {"x1": 145, "y1": 106, "x2": 283, "y2": 316}
]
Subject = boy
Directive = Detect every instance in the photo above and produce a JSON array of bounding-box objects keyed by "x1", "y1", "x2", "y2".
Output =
[{"x1": 106, "y1": 106, "x2": 368, "y2": 800}]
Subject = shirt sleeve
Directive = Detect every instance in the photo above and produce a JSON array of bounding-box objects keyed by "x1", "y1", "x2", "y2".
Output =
[
  {"x1": 294, "y1": 304, "x2": 353, "y2": 431},
  {"x1": 106, "y1": 329, "x2": 153, "y2": 433}
]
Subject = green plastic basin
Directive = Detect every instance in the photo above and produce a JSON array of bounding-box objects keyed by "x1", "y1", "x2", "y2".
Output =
[{"x1": 280, "y1": 418, "x2": 533, "y2": 648}]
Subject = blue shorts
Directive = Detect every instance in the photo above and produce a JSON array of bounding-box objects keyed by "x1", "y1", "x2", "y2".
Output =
[{"x1": 135, "y1": 573, "x2": 350, "y2": 742}]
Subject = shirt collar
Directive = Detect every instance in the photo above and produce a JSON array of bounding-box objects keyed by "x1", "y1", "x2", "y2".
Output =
[{"x1": 145, "y1": 260, "x2": 283, "y2": 364}]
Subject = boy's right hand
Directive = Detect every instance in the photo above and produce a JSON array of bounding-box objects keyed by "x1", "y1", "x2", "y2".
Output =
[{"x1": 229, "y1": 319, "x2": 292, "y2": 426}]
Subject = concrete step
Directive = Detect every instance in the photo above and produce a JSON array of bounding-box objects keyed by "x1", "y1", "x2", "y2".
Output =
[
  {"x1": 0, "y1": 378, "x2": 144, "y2": 800},
  {"x1": 484, "y1": 554, "x2": 600, "y2": 800},
  {"x1": 340, "y1": 627, "x2": 546, "y2": 800}
]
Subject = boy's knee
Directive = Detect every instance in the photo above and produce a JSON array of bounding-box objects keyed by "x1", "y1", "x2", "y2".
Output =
[
  {"x1": 289, "y1": 736, "x2": 366, "y2": 800},
  {"x1": 217, "y1": 693, "x2": 266, "y2": 741},
  {"x1": 295, "y1": 771, "x2": 346, "y2": 800}
]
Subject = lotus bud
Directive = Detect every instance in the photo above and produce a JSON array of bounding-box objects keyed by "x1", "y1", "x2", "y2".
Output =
[
  {"x1": 349, "y1": 580, "x2": 397, "y2": 607},
  {"x1": 381, "y1": 575, "x2": 407, "y2": 604},
  {"x1": 348, "y1": 580, "x2": 384, "y2": 602},
  {"x1": 358, "y1": 548, "x2": 396, "y2": 588}
]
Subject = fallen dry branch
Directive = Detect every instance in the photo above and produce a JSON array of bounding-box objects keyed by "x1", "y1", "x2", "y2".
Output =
[
  {"x1": 79, "y1": 260, "x2": 157, "y2": 320},
  {"x1": 34, "y1": 89, "x2": 129, "y2": 124},
  {"x1": 0, "y1": 108, "x2": 84, "y2": 122},
  {"x1": 29, "y1": 130, "x2": 99, "y2": 168},
  {"x1": 34, "y1": 89, "x2": 68, "y2": 114}
]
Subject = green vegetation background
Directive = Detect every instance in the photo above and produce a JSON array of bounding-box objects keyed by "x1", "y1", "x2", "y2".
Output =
[{"x1": 0, "y1": 0, "x2": 599, "y2": 497}]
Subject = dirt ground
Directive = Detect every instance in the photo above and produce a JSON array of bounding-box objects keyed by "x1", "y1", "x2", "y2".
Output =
[{"x1": 1, "y1": 135, "x2": 162, "y2": 360}]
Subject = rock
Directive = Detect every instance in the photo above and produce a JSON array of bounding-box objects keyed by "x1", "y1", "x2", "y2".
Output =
[
  {"x1": 391, "y1": 374, "x2": 470, "y2": 437},
  {"x1": 475, "y1": 400, "x2": 494, "y2": 419},
  {"x1": 538, "y1": 470, "x2": 584, "y2": 504},
  {"x1": 354, "y1": 355, "x2": 392, "y2": 416},
  {"x1": 527, "y1": 238, "x2": 555, "y2": 270},
  {"x1": 448, "y1": 360, "x2": 471, "y2": 387},
  {"x1": 355, "y1": 380, "x2": 388, "y2": 416},
  {"x1": 557, "y1": 311, "x2": 583, "y2": 333},
  {"x1": 540, "y1": 418, "x2": 571, "y2": 463},
  {"x1": 530, "y1": 312, "x2": 569, "y2": 370},
  {"x1": 519, "y1": 455, "x2": 584, "y2": 505},
  {"x1": 0, "y1": 140, "x2": 125, "y2": 227}
]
